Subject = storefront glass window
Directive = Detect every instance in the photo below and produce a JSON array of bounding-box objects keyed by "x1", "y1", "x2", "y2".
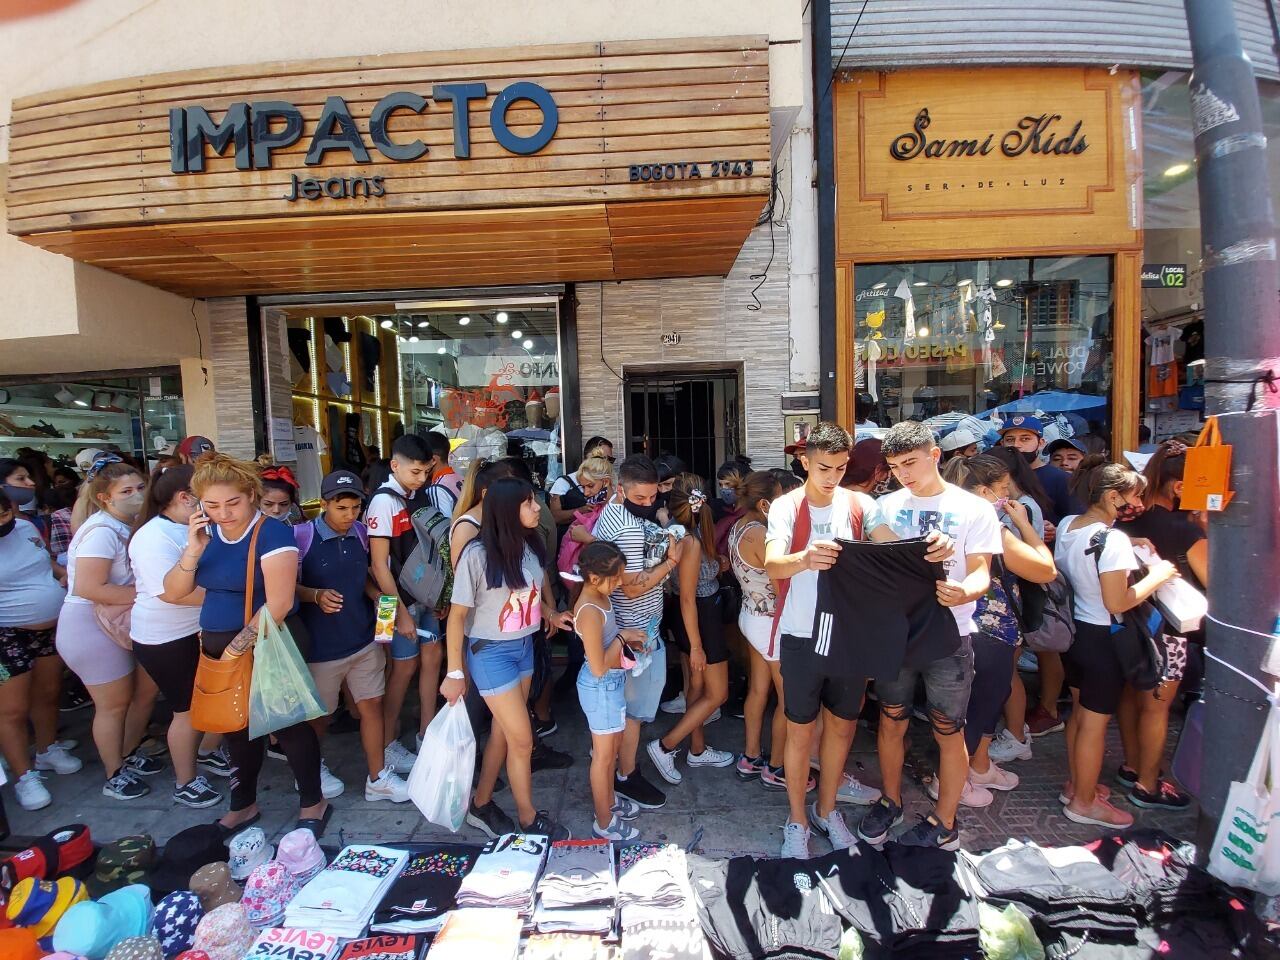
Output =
[{"x1": 853, "y1": 256, "x2": 1113, "y2": 444}]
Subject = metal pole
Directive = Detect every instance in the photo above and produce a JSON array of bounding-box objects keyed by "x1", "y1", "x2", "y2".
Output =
[
  {"x1": 812, "y1": 0, "x2": 838, "y2": 421},
  {"x1": 1182, "y1": 0, "x2": 1280, "y2": 835}
]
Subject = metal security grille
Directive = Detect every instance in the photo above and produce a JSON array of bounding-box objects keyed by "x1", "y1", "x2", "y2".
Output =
[{"x1": 625, "y1": 370, "x2": 742, "y2": 481}]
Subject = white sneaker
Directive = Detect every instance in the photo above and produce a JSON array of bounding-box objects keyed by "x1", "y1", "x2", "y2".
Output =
[
  {"x1": 34, "y1": 743, "x2": 82, "y2": 775},
  {"x1": 927, "y1": 776, "x2": 995, "y2": 808},
  {"x1": 969, "y1": 761, "x2": 1019, "y2": 792},
  {"x1": 836, "y1": 772, "x2": 882, "y2": 806},
  {"x1": 809, "y1": 803, "x2": 856, "y2": 851},
  {"x1": 384, "y1": 739, "x2": 417, "y2": 775},
  {"x1": 593, "y1": 814, "x2": 640, "y2": 842},
  {"x1": 646, "y1": 739, "x2": 682, "y2": 785},
  {"x1": 365, "y1": 766, "x2": 410, "y2": 803},
  {"x1": 15, "y1": 770, "x2": 51, "y2": 811},
  {"x1": 686, "y1": 746, "x2": 734, "y2": 769},
  {"x1": 659, "y1": 693, "x2": 686, "y2": 715},
  {"x1": 781, "y1": 821, "x2": 811, "y2": 859},
  {"x1": 296, "y1": 760, "x2": 345, "y2": 799},
  {"x1": 989, "y1": 725, "x2": 1033, "y2": 763}
]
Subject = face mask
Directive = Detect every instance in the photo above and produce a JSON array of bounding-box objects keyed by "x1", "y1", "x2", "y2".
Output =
[
  {"x1": 114, "y1": 491, "x2": 146, "y2": 516},
  {"x1": 656, "y1": 492, "x2": 670, "y2": 509},
  {"x1": 1116, "y1": 501, "x2": 1145, "y2": 522},
  {"x1": 2, "y1": 484, "x2": 35, "y2": 509},
  {"x1": 1020, "y1": 450, "x2": 1039, "y2": 466},
  {"x1": 720, "y1": 488, "x2": 737, "y2": 507},
  {"x1": 623, "y1": 498, "x2": 660, "y2": 522},
  {"x1": 0, "y1": 517, "x2": 15, "y2": 538}
]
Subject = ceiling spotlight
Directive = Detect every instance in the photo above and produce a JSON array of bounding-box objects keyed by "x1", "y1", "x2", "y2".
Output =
[
  {"x1": 379, "y1": 319, "x2": 394, "y2": 329},
  {"x1": 957, "y1": 278, "x2": 973, "y2": 287},
  {"x1": 73, "y1": 389, "x2": 93, "y2": 407},
  {"x1": 912, "y1": 280, "x2": 928, "y2": 287},
  {"x1": 523, "y1": 339, "x2": 533, "y2": 349},
  {"x1": 408, "y1": 335, "x2": 420, "y2": 343},
  {"x1": 1164, "y1": 162, "x2": 1191, "y2": 177},
  {"x1": 996, "y1": 278, "x2": 1014, "y2": 288},
  {"x1": 459, "y1": 316, "x2": 471, "y2": 326},
  {"x1": 872, "y1": 281, "x2": 888, "y2": 290},
  {"x1": 436, "y1": 346, "x2": 447, "y2": 355},
  {"x1": 397, "y1": 336, "x2": 406, "y2": 343},
  {"x1": 496, "y1": 312, "x2": 509, "y2": 324},
  {"x1": 512, "y1": 330, "x2": 523, "y2": 339},
  {"x1": 916, "y1": 326, "x2": 930, "y2": 337},
  {"x1": 417, "y1": 320, "x2": 430, "y2": 329}
]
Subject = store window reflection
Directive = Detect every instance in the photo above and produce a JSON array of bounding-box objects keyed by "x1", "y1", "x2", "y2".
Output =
[{"x1": 853, "y1": 257, "x2": 1113, "y2": 445}]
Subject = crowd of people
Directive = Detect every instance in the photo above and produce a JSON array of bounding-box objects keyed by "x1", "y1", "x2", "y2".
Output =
[{"x1": 0, "y1": 413, "x2": 1205, "y2": 859}]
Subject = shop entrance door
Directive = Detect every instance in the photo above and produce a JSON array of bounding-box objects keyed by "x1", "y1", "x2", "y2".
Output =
[{"x1": 624, "y1": 367, "x2": 742, "y2": 480}]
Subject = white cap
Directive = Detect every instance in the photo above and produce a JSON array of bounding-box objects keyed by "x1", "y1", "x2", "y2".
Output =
[
  {"x1": 74, "y1": 447, "x2": 105, "y2": 472},
  {"x1": 939, "y1": 429, "x2": 981, "y2": 453}
]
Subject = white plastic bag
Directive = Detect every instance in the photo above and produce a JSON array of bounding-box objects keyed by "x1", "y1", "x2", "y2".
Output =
[
  {"x1": 408, "y1": 702, "x2": 475, "y2": 832},
  {"x1": 1132, "y1": 544, "x2": 1207, "y2": 633},
  {"x1": 1209, "y1": 691, "x2": 1280, "y2": 892}
]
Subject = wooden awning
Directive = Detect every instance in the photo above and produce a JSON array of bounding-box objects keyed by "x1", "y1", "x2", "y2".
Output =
[{"x1": 6, "y1": 37, "x2": 770, "y2": 297}]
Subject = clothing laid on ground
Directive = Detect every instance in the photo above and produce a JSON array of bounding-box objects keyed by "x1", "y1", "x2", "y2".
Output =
[
  {"x1": 129, "y1": 516, "x2": 202, "y2": 643},
  {"x1": 867, "y1": 483, "x2": 1003, "y2": 636},
  {"x1": 455, "y1": 834, "x2": 549, "y2": 916},
  {"x1": 1055, "y1": 517, "x2": 1138, "y2": 626},
  {"x1": 297, "y1": 516, "x2": 376, "y2": 662},
  {"x1": 450, "y1": 543, "x2": 544, "y2": 640},
  {"x1": 285, "y1": 845, "x2": 409, "y2": 938},
  {"x1": 370, "y1": 845, "x2": 476, "y2": 934},
  {"x1": 618, "y1": 845, "x2": 705, "y2": 960},
  {"x1": 534, "y1": 839, "x2": 616, "y2": 934},
  {"x1": 0, "y1": 516, "x2": 65, "y2": 626},
  {"x1": 428, "y1": 907, "x2": 522, "y2": 960},
  {"x1": 194, "y1": 514, "x2": 299, "y2": 633}
]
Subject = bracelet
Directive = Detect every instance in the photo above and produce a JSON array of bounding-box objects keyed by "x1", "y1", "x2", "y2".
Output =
[
  {"x1": 177, "y1": 560, "x2": 197, "y2": 573},
  {"x1": 445, "y1": 669, "x2": 464, "y2": 680}
]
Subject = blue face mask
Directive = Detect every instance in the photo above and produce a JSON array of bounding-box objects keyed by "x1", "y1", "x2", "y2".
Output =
[
  {"x1": 720, "y1": 488, "x2": 737, "y2": 507},
  {"x1": 2, "y1": 484, "x2": 35, "y2": 510}
]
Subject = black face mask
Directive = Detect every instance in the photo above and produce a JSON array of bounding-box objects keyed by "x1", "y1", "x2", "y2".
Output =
[
  {"x1": 1020, "y1": 450, "x2": 1039, "y2": 466},
  {"x1": 656, "y1": 492, "x2": 670, "y2": 509},
  {"x1": 1116, "y1": 502, "x2": 1145, "y2": 522},
  {"x1": 623, "y1": 498, "x2": 660, "y2": 522},
  {"x1": 0, "y1": 517, "x2": 15, "y2": 538}
]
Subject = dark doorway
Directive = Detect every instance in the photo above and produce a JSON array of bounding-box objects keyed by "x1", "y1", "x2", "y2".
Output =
[{"x1": 625, "y1": 368, "x2": 742, "y2": 480}]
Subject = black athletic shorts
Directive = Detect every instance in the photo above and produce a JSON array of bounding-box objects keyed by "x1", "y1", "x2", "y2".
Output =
[
  {"x1": 779, "y1": 633, "x2": 867, "y2": 724},
  {"x1": 667, "y1": 594, "x2": 729, "y2": 666},
  {"x1": 1064, "y1": 620, "x2": 1126, "y2": 715},
  {"x1": 133, "y1": 633, "x2": 200, "y2": 713}
]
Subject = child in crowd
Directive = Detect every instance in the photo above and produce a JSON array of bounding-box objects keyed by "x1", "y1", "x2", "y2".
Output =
[{"x1": 575, "y1": 541, "x2": 646, "y2": 841}]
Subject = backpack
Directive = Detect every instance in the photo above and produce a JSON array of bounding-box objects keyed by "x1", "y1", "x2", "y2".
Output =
[
  {"x1": 1020, "y1": 571, "x2": 1076, "y2": 653},
  {"x1": 1086, "y1": 528, "x2": 1166, "y2": 691},
  {"x1": 557, "y1": 501, "x2": 606, "y2": 584},
  {"x1": 374, "y1": 485, "x2": 454, "y2": 609},
  {"x1": 294, "y1": 519, "x2": 369, "y2": 560}
]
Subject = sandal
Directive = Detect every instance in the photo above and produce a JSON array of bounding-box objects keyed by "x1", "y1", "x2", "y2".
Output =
[
  {"x1": 296, "y1": 802, "x2": 335, "y2": 838},
  {"x1": 215, "y1": 811, "x2": 261, "y2": 839}
]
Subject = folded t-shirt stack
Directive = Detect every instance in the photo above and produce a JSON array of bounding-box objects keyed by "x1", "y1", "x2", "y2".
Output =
[
  {"x1": 370, "y1": 844, "x2": 476, "y2": 935},
  {"x1": 533, "y1": 839, "x2": 617, "y2": 935},
  {"x1": 427, "y1": 906, "x2": 522, "y2": 960},
  {"x1": 284, "y1": 845, "x2": 409, "y2": 938},
  {"x1": 620, "y1": 845, "x2": 707, "y2": 960},
  {"x1": 454, "y1": 834, "x2": 548, "y2": 918}
]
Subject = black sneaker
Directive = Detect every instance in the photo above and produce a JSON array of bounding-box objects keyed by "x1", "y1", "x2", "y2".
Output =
[
  {"x1": 134, "y1": 735, "x2": 169, "y2": 758},
  {"x1": 615, "y1": 770, "x2": 666, "y2": 810},
  {"x1": 898, "y1": 813, "x2": 961, "y2": 851},
  {"x1": 466, "y1": 800, "x2": 515, "y2": 839},
  {"x1": 533, "y1": 716, "x2": 558, "y2": 739},
  {"x1": 173, "y1": 775, "x2": 223, "y2": 809},
  {"x1": 124, "y1": 751, "x2": 164, "y2": 777},
  {"x1": 521, "y1": 810, "x2": 571, "y2": 841},
  {"x1": 1129, "y1": 779, "x2": 1191, "y2": 810},
  {"x1": 1116, "y1": 765, "x2": 1139, "y2": 788},
  {"x1": 60, "y1": 687, "x2": 91, "y2": 713},
  {"x1": 197, "y1": 748, "x2": 232, "y2": 778},
  {"x1": 857, "y1": 797, "x2": 904, "y2": 845},
  {"x1": 103, "y1": 769, "x2": 149, "y2": 801},
  {"x1": 530, "y1": 742, "x2": 573, "y2": 772}
]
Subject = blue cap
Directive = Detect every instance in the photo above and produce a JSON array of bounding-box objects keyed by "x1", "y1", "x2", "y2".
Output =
[{"x1": 998, "y1": 415, "x2": 1045, "y2": 436}]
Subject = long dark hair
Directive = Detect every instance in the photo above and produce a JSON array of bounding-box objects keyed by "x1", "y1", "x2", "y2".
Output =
[
  {"x1": 987, "y1": 446, "x2": 1053, "y2": 519},
  {"x1": 139, "y1": 464, "x2": 194, "y2": 528},
  {"x1": 1071, "y1": 454, "x2": 1146, "y2": 506},
  {"x1": 479, "y1": 477, "x2": 546, "y2": 590},
  {"x1": 1142, "y1": 441, "x2": 1186, "y2": 508}
]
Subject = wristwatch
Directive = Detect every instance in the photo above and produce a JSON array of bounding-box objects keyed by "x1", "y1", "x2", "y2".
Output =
[{"x1": 445, "y1": 669, "x2": 465, "y2": 680}]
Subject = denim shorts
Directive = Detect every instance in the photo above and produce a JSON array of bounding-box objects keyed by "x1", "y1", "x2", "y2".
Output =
[
  {"x1": 875, "y1": 634, "x2": 975, "y2": 727},
  {"x1": 465, "y1": 633, "x2": 535, "y2": 697},
  {"x1": 390, "y1": 605, "x2": 441, "y2": 660},
  {"x1": 576, "y1": 663, "x2": 628, "y2": 735},
  {"x1": 624, "y1": 641, "x2": 667, "y2": 724}
]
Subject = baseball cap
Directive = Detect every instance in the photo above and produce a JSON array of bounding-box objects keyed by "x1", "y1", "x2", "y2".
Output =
[
  {"x1": 998, "y1": 415, "x2": 1045, "y2": 437},
  {"x1": 939, "y1": 428, "x2": 982, "y2": 453},
  {"x1": 75, "y1": 448, "x2": 106, "y2": 473},
  {"x1": 319, "y1": 470, "x2": 364, "y2": 501},
  {"x1": 177, "y1": 437, "x2": 215, "y2": 459},
  {"x1": 1045, "y1": 437, "x2": 1087, "y2": 455}
]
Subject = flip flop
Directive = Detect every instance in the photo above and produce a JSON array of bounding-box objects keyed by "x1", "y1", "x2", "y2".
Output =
[
  {"x1": 296, "y1": 802, "x2": 335, "y2": 839},
  {"x1": 215, "y1": 811, "x2": 261, "y2": 839}
]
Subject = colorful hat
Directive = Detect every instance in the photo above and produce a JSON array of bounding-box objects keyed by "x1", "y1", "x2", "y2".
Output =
[
  {"x1": 177, "y1": 437, "x2": 214, "y2": 460},
  {"x1": 89, "y1": 837, "x2": 155, "y2": 897},
  {"x1": 0, "y1": 927, "x2": 43, "y2": 960},
  {"x1": 175, "y1": 952, "x2": 211, "y2": 960},
  {"x1": 150, "y1": 827, "x2": 227, "y2": 899},
  {"x1": 51, "y1": 883, "x2": 151, "y2": 960},
  {"x1": 105, "y1": 936, "x2": 163, "y2": 960},
  {"x1": 275, "y1": 829, "x2": 325, "y2": 885},
  {"x1": 6, "y1": 875, "x2": 88, "y2": 937},
  {"x1": 226, "y1": 829, "x2": 271, "y2": 883},
  {"x1": 1, "y1": 825, "x2": 95, "y2": 892},
  {"x1": 43, "y1": 952, "x2": 89, "y2": 960},
  {"x1": 188, "y1": 864, "x2": 240, "y2": 914},
  {"x1": 239, "y1": 861, "x2": 296, "y2": 929},
  {"x1": 190, "y1": 904, "x2": 253, "y2": 960},
  {"x1": 998, "y1": 414, "x2": 1046, "y2": 436},
  {"x1": 152, "y1": 892, "x2": 204, "y2": 959}
]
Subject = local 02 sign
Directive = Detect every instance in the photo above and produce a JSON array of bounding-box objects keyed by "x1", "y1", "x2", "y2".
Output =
[
  {"x1": 168, "y1": 81, "x2": 558, "y2": 201},
  {"x1": 1142, "y1": 263, "x2": 1188, "y2": 288}
]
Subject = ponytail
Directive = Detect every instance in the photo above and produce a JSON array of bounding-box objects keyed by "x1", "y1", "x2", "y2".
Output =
[
  {"x1": 1141, "y1": 441, "x2": 1186, "y2": 507},
  {"x1": 1070, "y1": 454, "x2": 1146, "y2": 506}
]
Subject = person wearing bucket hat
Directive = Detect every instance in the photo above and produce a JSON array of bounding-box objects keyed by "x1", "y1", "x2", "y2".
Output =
[
  {"x1": 0, "y1": 927, "x2": 43, "y2": 960},
  {"x1": 275, "y1": 829, "x2": 325, "y2": 886},
  {"x1": 190, "y1": 903, "x2": 253, "y2": 960},
  {"x1": 149, "y1": 827, "x2": 227, "y2": 899},
  {"x1": 152, "y1": 892, "x2": 204, "y2": 959},
  {"x1": 239, "y1": 861, "x2": 296, "y2": 929},
  {"x1": 226, "y1": 828, "x2": 271, "y2": 883},
  {"x1": 89, "y1": 837, "x2": 156, "y2": 898},
  {"x1": 6, "y1": 875, "x2": 87, "y2": 938},
  {"x1": 188, "y1": 864, "x2": 240, "y2": 914},
  {"x1": 105, "y1": 935, "x2": 163, "y2": 960},
  {"x1": 52, "y1": 884, "x2": 151, "y2": 959}
]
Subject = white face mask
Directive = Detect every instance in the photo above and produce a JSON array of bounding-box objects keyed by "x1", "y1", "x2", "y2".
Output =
[{"x1": 114, "y1": 490, "x2": 146, "y2": 517}]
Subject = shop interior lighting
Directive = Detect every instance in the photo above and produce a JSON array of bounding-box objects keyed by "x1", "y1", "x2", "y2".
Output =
[
  {"x1": 872, "y1": 281, "x2": 888, "y2": 290},
  {"x1": 55, "y1": 388, "x2": 75, "y2": 406},
  {"x1": 996, "y1": 278, "x2": 1014, "y2": 288},
  {"x1": 408, "y1": 335, "x2": 420, "y2": 343},
  {"x1": 912, "y1": 281, "x2": 928, "y2": 287},
  {"x1": 511, "y1": 329, "x2": 523, "y2": 339},
  {"x1": 380, "y1": 319, "x2": 394, "y2": 329},
  {"x1": 957, "y1": 278, "x2": 973, "y2": 287},
  {"x1": 496, "y1": 312, "x2": 509, "y2": 324},
  {"x1": 917, "y1": 326, "x2": 930, "y2": 337},
  {"x1": 72, "y1": 389, "x2": 93, "y2": 407},
  {"x1": 1164, "y1": 163, "x2": 1191, "y2": 177},
  {"x1": 523, "y1": 339, "x2": 534, "y2": 350},
  {"x1": 417, "y1": 320, "x2": 430, "y2": 328},
  {"x1": 459, "y1": 316, "x2": 471, "y2": 326},
  {"x1": 436, "y1": 346, "x2": 447, "y2": 355}
]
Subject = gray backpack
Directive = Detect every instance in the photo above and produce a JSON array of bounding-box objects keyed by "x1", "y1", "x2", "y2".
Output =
[
  {"x1": 378, "y1": 487, "x2": 453, "y2": 609},
  {"x1": 1021, "y1": 572, "x2": 1076, "y2": 653}
]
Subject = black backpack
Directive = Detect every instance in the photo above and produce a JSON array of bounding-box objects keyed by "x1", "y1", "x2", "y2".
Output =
[{"x1": 1087, "y1": 528, "x2": 1166, "y2": 691}]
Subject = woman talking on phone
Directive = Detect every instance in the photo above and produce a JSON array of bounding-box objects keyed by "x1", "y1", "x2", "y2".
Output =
[{"x1": 164, "y1": 453, "x2": 328, "y2": 836}]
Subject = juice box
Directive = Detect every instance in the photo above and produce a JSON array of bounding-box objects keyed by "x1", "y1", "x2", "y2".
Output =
[{"x1": 374, "y1": 594, "x2": 399, "y2": 643}]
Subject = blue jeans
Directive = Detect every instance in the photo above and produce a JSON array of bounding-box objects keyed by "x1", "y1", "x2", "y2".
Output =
[
  {"x1": 465, "y1": 634, "x2": 535, "y2": 697},
  {"x1": 577, "y1": 664, "x2": 628, "y2": 735},
  {"x1": 390, "y1": 605, "x2": 440, "y2": 660},
  {"x1": 624, "y1": 641, "x2": 667, "y2": 723}
]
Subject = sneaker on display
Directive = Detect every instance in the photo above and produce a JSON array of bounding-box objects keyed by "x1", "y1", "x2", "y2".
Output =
[
  {"x1": 856, "y1": 797, "x2": 904, "y2": 845},
  {"x1": 466, "y1": 800, "x2": 516, "y2": 839},
  {"x1": 646, "y1": 740, "x2": 683, "y2": 785},
  {"x1": 988, "y1": 725, "x2": 1033, "y2": 763},
  {"x1": 927, "y1": 776, "x2": 995, "y2": 808},
  {"x1": 174, "y1": 776, "x2": 223, "y2": 809},
  {"x1": 780, "y1": 821, "x2": 811, "y2": 860},
  {"x1": 897, "y1": 814, "x2": 961, "y2": 851},
  {"x1": 659, "y1": 693, "x2": 686, "y2": 715},
  {"x1": 686, "y1": 746, "x2": 734, "y2": 769},
  {"x1": 384, "y1": 739, "x2": 417, "y2": 775},
  {"x1": 34, "y1": 743, "x2": 82, "y2": 775},
  {"x1": 615, "y1": 771, "x2": 666, "y2": 810},
  {"x1": 15, "y1": 770, "x2": 51, "y2": 811},
  {"x1": 593, "y1": 815, "x2": 640, "y2": 842},
  {"x1": 197, "y1": 746, "x2": 233, "y2": 778},
  {"x1": 521, "y1": 811, "x2": 571, "y2": 842},
  {"x1": 735, "y1": 754, "x2": 766, "y2": 781},
  {"x1": 969, "y1": 762, "x2": 1019, "y2": 792},
  {"x1": 836, "y1": 772, "x2": 882, "y2": 806},
  {"x1": 808, "y1": 803, "x2": 856, "y2": 851},
  {"x1": 612, "y1": 795, "x2": 641, "y2": 821},
  {"x1": 103, "y1": 768, "x2": 150, "y2": 801},
  {"x1": 366, "y1": 766, "x2": 411, "y2": 803}
]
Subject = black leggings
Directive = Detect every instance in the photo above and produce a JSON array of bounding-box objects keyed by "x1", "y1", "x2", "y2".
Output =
[
  {"x1": 133, "y1": 633, "x2": 200, "y2": 712},
  {"x1": 201, "y1": 616, "x2": 322, "y2": 810},
  {"x1": 964, "y1": 633, "x2": 1017, "y2": 754}
]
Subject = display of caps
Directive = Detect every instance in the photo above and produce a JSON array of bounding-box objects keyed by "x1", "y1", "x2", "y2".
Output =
[
  {"x1": 105, "y1": 935, "x2": 164, "y2": 960},
  {"x1": 275, "y1": 829, "x2": 325, "y2": 886},
  {"x1": 239, "y1": 861, "x2": 296, "y2": 929},
  {"x1": 6, "y1": 875, "x2": 87, "y2": 937},
  {"x1": 1, "y1": 824, "x2": 94, "y2": 892},
  {"x1": 149, "y1": 827, "x2": 227, "y2": 899},
  {"x1": 188, "y1": 864, "x2": 240, "y2": 914},
  {"x1": 89, "y1": 837, "x2": 156, "y2": 898},
  {"x1": 152, "y1": 892, "x2": 204, "y2": 959},
  {"x1": 190, "y1": 903, "x2": 253, "y2": 960},
  {"x1": 226, "y1": 828, "x2": 271, "y2": 883}
]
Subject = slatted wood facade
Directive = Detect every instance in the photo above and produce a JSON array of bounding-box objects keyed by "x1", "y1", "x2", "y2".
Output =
[{"x1": 6, "y1": 37, "x2": 770, "y2": 297}]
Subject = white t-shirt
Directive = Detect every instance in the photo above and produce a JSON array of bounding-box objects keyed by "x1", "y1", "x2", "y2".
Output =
[
  {"x1": 128, "y1": 516, "x2": 202, "y2": 644},
  {"x1": 1055, "y1": 516, "x2": 1139, "y2": 626},
  {"x1": 548, "y1": 472, "x2": 580, "y2": 498},
  {"x1": 867, "y1": 483, "x2": 1004, "y2": 636},
  {"x1": 293, "y1": 425, "x2": 327, "y2": 503},
  {"x1": 0, "y1": 517, "x2": 66, "y2": 626},
  {"x1": 66, "y1": 512, "x2": 134, "y2": 607},
  {"x1": 766, "y1": 487, "x2": 876, "y2": 639}
]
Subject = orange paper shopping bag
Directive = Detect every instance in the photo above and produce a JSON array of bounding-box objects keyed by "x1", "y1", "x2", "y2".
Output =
[{"x1": 1182, "y1": 416, "x2": 1234, "y2": 511}]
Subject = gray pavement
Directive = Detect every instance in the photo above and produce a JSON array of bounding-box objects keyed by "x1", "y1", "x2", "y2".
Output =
[{"x1": 5, "y1": 684, "x2": 1196, "y2": 858}]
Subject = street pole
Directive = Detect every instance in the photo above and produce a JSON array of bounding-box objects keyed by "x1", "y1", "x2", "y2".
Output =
[{"x1": 1183, "y1": 0, "x2": 1280, "y2": 842}]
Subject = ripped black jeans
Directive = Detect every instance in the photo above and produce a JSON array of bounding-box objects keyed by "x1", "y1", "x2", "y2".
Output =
[{"x1": 876, "y1": 635, "x2": 974, "y2": 737}]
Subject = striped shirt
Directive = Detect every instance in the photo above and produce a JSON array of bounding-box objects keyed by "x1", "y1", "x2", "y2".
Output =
[{"x1": 593, "y1": 502, "x2": 666, "y2": 630}]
